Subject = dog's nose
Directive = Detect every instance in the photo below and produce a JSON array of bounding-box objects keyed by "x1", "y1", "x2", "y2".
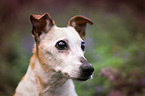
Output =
[
  {"x1": 80, "y1": 65, "x2": 94, "y2": 76},
  {"x1": 80, "y1": 57, "x2": 94, "y2": 76}
]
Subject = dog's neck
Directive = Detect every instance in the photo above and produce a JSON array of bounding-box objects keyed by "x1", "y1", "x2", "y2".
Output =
[{"x1": 15, "y1": 52, "x2": 77, "y2": 96}]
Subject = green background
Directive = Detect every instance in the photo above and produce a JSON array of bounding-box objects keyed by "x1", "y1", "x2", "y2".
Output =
[{"x1": 0, "y1": 0, "x2": 145, "y2": 96}]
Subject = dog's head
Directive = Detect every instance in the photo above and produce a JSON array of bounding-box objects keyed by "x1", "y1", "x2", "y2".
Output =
[{"x1": 30, "y1": 13, "x2": 94, "y2": 81}]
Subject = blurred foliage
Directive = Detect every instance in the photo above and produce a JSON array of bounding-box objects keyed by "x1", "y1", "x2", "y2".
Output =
[
  {"x1": 75, "y1": 13, "x2": 145, "y2": 96},
  {"x1": 1, "y1": 0, "x2": 145, "y2": 96}
]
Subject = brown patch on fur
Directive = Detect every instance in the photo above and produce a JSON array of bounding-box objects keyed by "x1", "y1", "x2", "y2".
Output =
[
  {"x1": 31, "y1": 50, "x2": 52, "y2": 72},
  {"x1": 30, "y1": 54, "x2": 36, "y2": 70},
  {"x1": 30, "y1": 62, "x2": 34, "y2": 70},
  {"x1": 21, "y1": 74, "x2": 26, "y2": 82},
  {"x1": 38, "y1": 75, "x2": 43, "y2": 86},
  {"x1": 38, "y1": 75, "x2": 44, "y2": 96},
  {"x1": 37, "y1": 54, "x2": 53, "y2": 72}
]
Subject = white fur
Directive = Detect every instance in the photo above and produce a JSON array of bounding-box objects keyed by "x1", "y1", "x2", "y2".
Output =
[
  {"x1": 15, "y1": 26, "x2": 92, "y2": 96},
  {"x1": 15, "y1": 53, "x2": 77, "y2": 96},
  {"x1": 38, "y1": 26, "x2": 85, "y2": 79}
]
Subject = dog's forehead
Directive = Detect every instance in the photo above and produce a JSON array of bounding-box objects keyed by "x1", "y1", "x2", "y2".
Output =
[{"x1": 46, "y1": 26, "x2": 82, "y2": 42}]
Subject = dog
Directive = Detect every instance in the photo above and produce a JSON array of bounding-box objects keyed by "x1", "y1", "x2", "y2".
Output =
[{"x1": 14, "y1": 13, "x2": 94, "y2": 96}]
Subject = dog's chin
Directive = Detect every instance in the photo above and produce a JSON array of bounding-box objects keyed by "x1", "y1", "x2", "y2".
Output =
[{"x1": 72, "y1": 76, "x2": 92, "y2": 82}]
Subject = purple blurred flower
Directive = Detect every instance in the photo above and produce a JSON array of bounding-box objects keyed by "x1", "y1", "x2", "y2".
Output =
[
  {"x1": 141, "y1": 78, "x2": 145, "y2": 85},
  {"x1": 108, "y1": 90, "x2": 122, "y2": 96},
  {"x1": 96, "y1": 86, "x2": 103, "y2": 93}
]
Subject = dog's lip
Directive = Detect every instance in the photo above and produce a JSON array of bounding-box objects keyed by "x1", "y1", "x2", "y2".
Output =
[
  {"x1": 73, "y1": 78, "x2": 89, "y2": 81},
  {"x1": 72, "y1": 76, "x2": 92, "y2": 82},
  {"x1": 64, "y1": 74, "x2": 89, "y2": 81},
  {"x1": 63, "y1": 73, "x2": 93, "y2": 81}
]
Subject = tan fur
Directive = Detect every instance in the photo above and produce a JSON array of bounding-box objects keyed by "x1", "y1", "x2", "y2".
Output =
[
  {"x1": 38, "y1": 75, "x2": 43, "y2": 86},
  {"x1": 30, "y1": 54, "x2": 36, "y2": 70},
  {"x1": 21, "y1": 75, "x2": 26, "y2": 81}
]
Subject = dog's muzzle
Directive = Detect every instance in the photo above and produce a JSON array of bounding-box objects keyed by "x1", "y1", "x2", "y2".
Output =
[{"x1": 76, "y1": 57, "x2": 94, "y2": 81}]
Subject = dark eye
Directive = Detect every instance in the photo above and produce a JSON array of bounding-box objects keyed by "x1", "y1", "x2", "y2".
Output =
[
  {"x1": 55, "y1": 40, "x2": 68, "y2": 50},
  {"x1": 81, "y1": 42, "x2": 85, "y2": 51}
]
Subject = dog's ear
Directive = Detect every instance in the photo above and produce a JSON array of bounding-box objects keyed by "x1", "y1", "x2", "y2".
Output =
[
  {"x1": 68, "y1": 15, "x2": 93, "y2": 40},
  {"x1": 30, "y1": 13, "x2": 55, "y2": 42}
]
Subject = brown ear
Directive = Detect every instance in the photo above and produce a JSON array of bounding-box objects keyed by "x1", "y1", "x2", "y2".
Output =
[
  {"x1": 68, "y1": 15, "x2": 93, "y2": 40},
  {"x1": 30, "y1": 13, "x2": 55, "y2": 43}
]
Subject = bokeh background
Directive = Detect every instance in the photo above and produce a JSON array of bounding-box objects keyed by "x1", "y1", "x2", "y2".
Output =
[{"x1": 1, "y1": 0, "x2": 145, "y2": 96}]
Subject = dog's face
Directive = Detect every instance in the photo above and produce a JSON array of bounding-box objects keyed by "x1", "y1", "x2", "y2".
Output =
[{"x1": 30, "y1": 13, "x2": 94, "y2": 81}]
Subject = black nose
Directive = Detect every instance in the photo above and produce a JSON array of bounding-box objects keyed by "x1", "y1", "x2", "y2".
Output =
[{"x1": 80, "y1": 65, "x2": 94, "y2": 76}]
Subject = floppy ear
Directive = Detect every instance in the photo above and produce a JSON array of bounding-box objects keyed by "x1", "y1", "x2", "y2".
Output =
[
  {"x1": 30, "y1": 13, "x2": 55, "y2": 43},
  {"x1": 68, "y1": 15, "x2": 93, "y2": 40}
]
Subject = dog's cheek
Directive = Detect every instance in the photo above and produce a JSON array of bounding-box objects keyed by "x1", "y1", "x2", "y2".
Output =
[{"x1": 38, "y1": 45, "x2": 57, "y2": 72}]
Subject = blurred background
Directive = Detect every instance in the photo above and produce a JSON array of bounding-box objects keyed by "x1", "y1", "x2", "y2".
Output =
[{"x1": 1, "y1": 0, "x2": 145, "y2": 96}]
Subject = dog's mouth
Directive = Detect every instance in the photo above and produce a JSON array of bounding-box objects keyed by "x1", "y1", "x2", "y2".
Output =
[
  {"x1": 73, "y1": 77, "x2": 90, "y2": 81},
  {"x1": 74, "y1": 75, "x2": 93, "y2": 82},
  {"x1": 64, "y1": 74, "x2": 92, "y2": 82},
  {"x1": 63, "y1": 72, "x2": 93, "y2": 82}
]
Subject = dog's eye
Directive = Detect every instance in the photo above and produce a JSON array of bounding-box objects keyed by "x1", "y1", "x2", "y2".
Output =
[
  {"x1": 81, "y1": 42, "x2": 85, "y2": 51},
  {"x1": 55, "y1": 40, "x2": 68, "y2": 50}
]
